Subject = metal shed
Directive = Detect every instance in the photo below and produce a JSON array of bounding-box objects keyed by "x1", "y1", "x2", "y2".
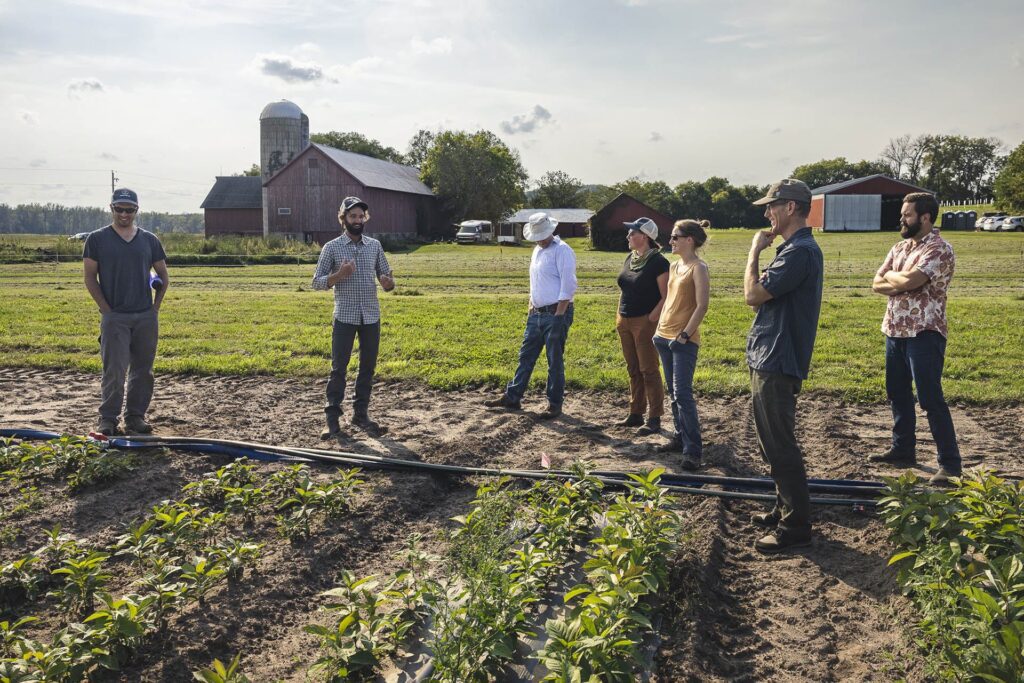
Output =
[
  {"x1": 499, "y1": 208, "x2": 595, "y2": 243},
  {"x1": 809, "y1": 174, "x2": 934, "y2": 232},
  {"x1": 200, "y1": 176, "x2": 263, "y2": 237}
]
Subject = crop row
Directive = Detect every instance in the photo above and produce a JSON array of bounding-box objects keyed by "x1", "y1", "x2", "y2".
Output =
[
  {"x1": 879, "y1": 471, "x2": 1024, "y2": 682},
  {"x1": 302, "y1": 465, "x2": 680, "y2": 682},
  {"x1": 0, "y1": 443, "x2": 364, "y2": 681}
]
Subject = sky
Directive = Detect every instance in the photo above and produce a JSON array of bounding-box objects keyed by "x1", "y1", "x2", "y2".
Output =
[{"x1": 1, "y1": 0, "x2": 1022, "y2": 213}]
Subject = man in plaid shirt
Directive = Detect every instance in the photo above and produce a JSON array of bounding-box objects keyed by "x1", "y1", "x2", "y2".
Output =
[{"x1": 312, "y1": 196, "x2": 395, "y2": 438}]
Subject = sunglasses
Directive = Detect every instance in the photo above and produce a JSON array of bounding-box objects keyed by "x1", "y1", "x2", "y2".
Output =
[
  {"x1": 113, "y1": 206, "x2": 138, "y2": 214},
  {"x1": 669, "y1": 234, "x2": 687, "y2": 241}
]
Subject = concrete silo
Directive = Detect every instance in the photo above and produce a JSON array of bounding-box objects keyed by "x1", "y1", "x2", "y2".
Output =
[{"x1": 260, "y1": 100, "x2": 309, "y2": 236}]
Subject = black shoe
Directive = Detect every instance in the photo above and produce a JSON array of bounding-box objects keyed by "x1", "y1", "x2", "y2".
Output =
[
  {"x1": 635, "y1": 417, "x2": 661, "y2": 436},
  {"x1": 96, "y1": 418, "x2": 121, "y2": 436},
  {"x1": 484, "y1": 395, "x2": 521, "y2": 410},
  {"x1": 320, "y1": 418, "x2": 341, "y2": 440},
  {"x1": 123, "y1": 417, "x2": 153, "y2": 434},
  {"x1": 655, "y1": 440, "x2": 683, "y2": 454},
  {"x1": 617, "y1": 413, "x2": 644, "y2": 428},
  {"x1": 868, "y1": 447, "x2": 916, "y2": 465},
  {"x1": 754, "y1": 529, "x2": 812, "y2": 554},
  {"x1": 538, "y1": 404, "x2": 562, "y2": 420},
  {"x1": 351, "y1": 413, "x2": 386, "y2": 434},
  {"x1": 680, "y1": 453, "x2": 701, "y2": 471},
  {"x1": 928, "y1": 468, "x2": 960, "y2": 486},
  {"x1": 751, "y1": 511, "x2": 781, "y2": 528}
]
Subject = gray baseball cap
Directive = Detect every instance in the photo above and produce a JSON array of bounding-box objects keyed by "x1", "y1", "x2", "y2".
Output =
[
  {"x1": 111, "y1": 188, "x2": 139, "y2": 206},
  {"x1": 340, "y1": 196, "x2": 369, "y2": 212},
  {"x1": 752, "y1": 179, "x2": 812, "y2": 205},
  {"x1": 623, "y1": 217, "x2": 659, "y2": 241}
]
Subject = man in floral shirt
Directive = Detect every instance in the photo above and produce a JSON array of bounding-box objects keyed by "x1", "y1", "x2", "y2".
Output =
[{"x1": 870, "y1": 192, "x2": 961, "y2": 485}]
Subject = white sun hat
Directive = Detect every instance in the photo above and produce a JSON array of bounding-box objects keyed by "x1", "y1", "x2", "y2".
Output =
[{"x1": 523, "y1": 212, "x2": 559, "y2": 242}]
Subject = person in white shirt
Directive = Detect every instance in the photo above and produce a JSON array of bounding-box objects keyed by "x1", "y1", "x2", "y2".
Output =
[{"x1": 485, "y1": 212, "x2": 578, "y2": 418}]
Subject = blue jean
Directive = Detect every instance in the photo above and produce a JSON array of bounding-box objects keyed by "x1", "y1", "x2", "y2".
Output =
[
  {"x1": 505, "y1": 306, "x2": 574, "y2": 407},
  {"x1": 885, "y1": 331, "x2": 961, "y2": 473},
  {"x1": 653, "y1": 336, "x2": 702, "y2": 459}
]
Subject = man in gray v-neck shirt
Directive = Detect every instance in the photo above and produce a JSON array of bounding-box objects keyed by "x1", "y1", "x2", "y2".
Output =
[{"x1": 83, "y1": 188, "x2": 169, "y2": 435}]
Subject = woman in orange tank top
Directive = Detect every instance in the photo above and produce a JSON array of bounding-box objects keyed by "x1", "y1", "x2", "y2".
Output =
[{"x1": 652, "y1": 219, "x2": 710, "y2": 471}]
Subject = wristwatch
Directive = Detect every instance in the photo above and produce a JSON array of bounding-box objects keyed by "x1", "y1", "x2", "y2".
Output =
[{"x1": 679, "y1": 331, "x2": 690, "y2": 341}]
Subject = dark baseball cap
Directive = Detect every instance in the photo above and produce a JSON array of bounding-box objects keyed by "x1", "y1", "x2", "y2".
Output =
[
  {"x1": 752, "y1": 179, "x2": 811, "y2": 206},
  {"x1": 111, "y1": 188, "x2": 139, "y2": 206},
  {"x1": 340, "y1": 196, "x2": 368, "y2": 212}
]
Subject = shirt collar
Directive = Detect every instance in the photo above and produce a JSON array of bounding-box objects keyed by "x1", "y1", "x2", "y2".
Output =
[{"x1": 777, "y1": 226, "x2": 811, "y2": 253}]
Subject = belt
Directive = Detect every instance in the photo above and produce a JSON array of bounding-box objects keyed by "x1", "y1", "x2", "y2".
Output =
[{"x1": 532, "y1": 303, "x2": 572, "y2": 314}]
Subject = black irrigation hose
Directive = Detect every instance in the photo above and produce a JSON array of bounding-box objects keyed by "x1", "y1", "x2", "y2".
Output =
[{"x1": 1, "y1": 429, "x2": 881, "y2": 507}]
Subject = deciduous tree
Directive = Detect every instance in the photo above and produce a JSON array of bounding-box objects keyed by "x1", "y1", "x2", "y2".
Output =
[
  {"x1": 310, "y1": 131, "x2": 405, "y2": 164},
  {"x1": 993, "y1": 141, "x2": 1024, "y2": 214}
]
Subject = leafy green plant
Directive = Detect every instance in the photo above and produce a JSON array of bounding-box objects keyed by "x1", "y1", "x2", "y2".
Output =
[
  {"x1": 879, "y1": 470, "x2": 1024, "y2": 681},
  {"x1": 208, "y1": 538, "x2": 263, "y2": 585},
  {"x1": 49, "y1": 551, "x2": 112, "y2": 618},
  {"x1": 0, "y1": 554, "x2": 43, "y2": 607},
  {"x1": 193, "y1": 653, "x2": 252, "y2": 683},
  {"x1": 274, "y1": 468, "x2": 363, "y2": 541},
  {"x1": 179, "y1": 555, "x2": 229, "y2": 604}
]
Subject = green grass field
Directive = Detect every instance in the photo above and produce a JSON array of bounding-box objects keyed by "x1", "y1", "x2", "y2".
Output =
[{"x1": 1, "y1": 231, "x2": 1022, "y2": 402}]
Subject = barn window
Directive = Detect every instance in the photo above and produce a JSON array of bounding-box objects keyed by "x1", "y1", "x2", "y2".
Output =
[
  {"x1": 278, "y1": 208, "x2": 292, "y2": 215},
  {"x1": 308, "y1": 158, "x2": 319, "y2": 168}
]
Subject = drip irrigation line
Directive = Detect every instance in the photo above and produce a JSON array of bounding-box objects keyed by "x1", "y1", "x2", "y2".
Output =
[{"x1": 1, "y1": 429, "x2": 880, "y2": 507}]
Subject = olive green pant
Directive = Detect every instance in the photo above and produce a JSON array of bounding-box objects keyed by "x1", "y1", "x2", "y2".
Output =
[{"x1": 750, "y1": 368, "x2": 810, "y2": 533}]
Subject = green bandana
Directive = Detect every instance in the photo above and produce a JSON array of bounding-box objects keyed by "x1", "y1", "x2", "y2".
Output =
[{"x1": 629, "y1": 248, "x2": 656, "y2": 272}]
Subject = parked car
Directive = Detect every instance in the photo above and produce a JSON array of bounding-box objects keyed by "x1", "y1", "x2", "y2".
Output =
[
  {"x1": 975, "y1": 211, "x2": 1005, "y2": 230},
  {"x1": 980, "y1": 215, "x2": 1007, "y2": 231},
  {"x1": 455, "y1": 220, "x2": 493, "y2": 244},
  {"x1": 1000, "y1": 216, "x2": 1024, "y2": 232},
  {"x1": 71, "y1": 232, "x2": 91, "y2": 241}
]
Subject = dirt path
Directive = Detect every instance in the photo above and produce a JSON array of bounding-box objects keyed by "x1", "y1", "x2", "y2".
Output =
[{"x1": 1, "y1": 367, "x2": 1020, "y2": 681}]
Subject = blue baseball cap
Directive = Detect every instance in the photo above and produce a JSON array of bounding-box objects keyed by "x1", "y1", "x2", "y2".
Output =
[{"x1": 111, "y1": 188, "x2": 139, "y2": 206}]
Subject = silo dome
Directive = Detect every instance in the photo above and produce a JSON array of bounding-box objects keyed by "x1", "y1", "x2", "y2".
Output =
[{"x1": 260, "y1": 100, "x2": 304, "y2": 120}]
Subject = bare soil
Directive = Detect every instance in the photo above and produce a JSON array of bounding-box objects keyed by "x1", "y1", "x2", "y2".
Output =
[{"x1": 1, "y1": 367, "x2": 1021, "y2": 682}]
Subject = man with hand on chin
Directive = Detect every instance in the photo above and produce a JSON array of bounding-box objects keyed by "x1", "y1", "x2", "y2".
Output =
[
  {"x1": 312, "y1": 196, "x2": 395, "y2": 439},
  {"x1": 83, "y1": 188, "x2": 169, "y2": 436},
  {"x1": 870, "y1": 192, "x2": 961, "y2": 486},
  {"x1": 744, "y1": 179, "x2": 823, "y2": 554}
]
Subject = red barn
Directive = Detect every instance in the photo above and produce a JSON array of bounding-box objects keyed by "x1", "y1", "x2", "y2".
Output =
[
  {"x1": 589, "y1": 193, "x2": 676, "y2": 251},
  {"x1": 809, "y1": 174, "x2": 934, "y2": 232},
  {"x1": 200, "y1": 176, "x2": 263, "y2": 236},
  {"x1": 264, "y1": 143, "x2": 440, "y2": 245}
]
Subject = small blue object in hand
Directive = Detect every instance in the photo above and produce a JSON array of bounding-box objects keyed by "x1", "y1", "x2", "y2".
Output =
[{"x1": 149, "y1": 271, "x2": 163, "y2": 290}]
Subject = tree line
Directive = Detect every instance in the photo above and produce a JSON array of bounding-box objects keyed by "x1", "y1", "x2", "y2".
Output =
[{"x1": 0, "y1": 203, "x2": 204, "y2": 234}]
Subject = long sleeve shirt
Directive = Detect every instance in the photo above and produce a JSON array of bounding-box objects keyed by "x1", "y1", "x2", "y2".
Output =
[
  {"x1": 311, "y1": 233, "x2": 392, "y2": 325},
  {"x1": 529, "y1": 236, "x2": 578, "y2": 308}
]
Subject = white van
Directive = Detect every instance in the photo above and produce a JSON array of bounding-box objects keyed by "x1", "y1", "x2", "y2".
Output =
[{"x1": 455, "y1": 220, "x2": 493, "y2": 244}]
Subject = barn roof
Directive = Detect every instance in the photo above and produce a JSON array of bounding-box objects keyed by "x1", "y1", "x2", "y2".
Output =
[
  {"x1": 313, "y1": 143, "x2": 434, "y2": 196},
  {"x1": 200, "y1": 176, "x2": 262, "y2": 209},
  {"x1": 505, "y1": 208, "x2": 595, "y2": 223},
  {"x1": 812, "y1": 174, "x2": 932, "y2": 196}
]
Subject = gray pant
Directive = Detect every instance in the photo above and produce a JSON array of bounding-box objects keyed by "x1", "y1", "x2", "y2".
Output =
[
  {"x1": 325, "y1": 320, "x2": 380, "y2": 419},
  {"x1": 99, "y1": 310, "x2": 159, "y2": 421},
  {"x1": 750, "y1": 368, "x2": 810, "y2": 533}
]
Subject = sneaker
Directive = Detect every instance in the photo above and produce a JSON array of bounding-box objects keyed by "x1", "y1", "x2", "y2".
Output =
[
  {"x1": 868, "y1": 447, "x2": 916, "y2": 465},
  {"x1": 928, "y1": 468, "x2": 960, "y2": 486},
  {"x1": 123, "y1": 417, "x2": 153, "y2": 434},
  {"x1": 351, "y1": 413, "x2": 386, "y2": 434},
  {"x1": 538, "y1": 404, "x2": 562, "y2": 420},
  {"x1": 655, "y1": 440, "x2": 683, "y2": 454},
  {"x1": 754, "y1": 529, "x2": 812, "y2": 554},
  {"x1": 680, "y1": 453, "x2": 701, "y2": 472},
  {"x1": 635, "y1": 417, "x2": 661, "y2": 436},
  {"x1": 96, "y1": 418, "x2": 120, "y2": 436},
  {"x1": 751, "y1": 510, "x2": 781, "y2": 528},
  {"x1": 484, "y1": 395, "x2": 522, "y2": 410},
  {"x1": 617, "y1": 413, "x2": 644, "y2": 428}
]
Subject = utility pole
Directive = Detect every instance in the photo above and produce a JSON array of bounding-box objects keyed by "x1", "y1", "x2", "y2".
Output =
[{"x1": 111, "y1": 170, "x2": 118, "y2": 193}]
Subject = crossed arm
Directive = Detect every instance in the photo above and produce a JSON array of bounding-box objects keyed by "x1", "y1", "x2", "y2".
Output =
[{"x1": 872, "y1": 267, "x2": 929, "y2": 296}]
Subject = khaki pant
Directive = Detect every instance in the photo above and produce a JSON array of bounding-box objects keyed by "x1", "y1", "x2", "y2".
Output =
[
  {"x1": 616, "y1": 313, "x2": 664, "y2": 419},
  {"x1": 99, "y1": 310, "x2": 159, "y2": 421}
]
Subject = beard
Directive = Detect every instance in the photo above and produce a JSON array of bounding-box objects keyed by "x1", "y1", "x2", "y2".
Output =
[
  {"x1": 900, "y1": 219, "x2": 920, "y2": 239},
  {"x1": 344, "y1": 220, "x2": 364, "y2": 236}
]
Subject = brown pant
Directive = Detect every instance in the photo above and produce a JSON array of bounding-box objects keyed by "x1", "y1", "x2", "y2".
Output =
[{"x1": 616, "y1": 313, "x2": 664, "y2": 418}]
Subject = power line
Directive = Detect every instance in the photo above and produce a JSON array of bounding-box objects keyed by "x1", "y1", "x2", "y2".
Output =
[{"x1": 0, "y1": 166, "x2": 214, "y2": 186}]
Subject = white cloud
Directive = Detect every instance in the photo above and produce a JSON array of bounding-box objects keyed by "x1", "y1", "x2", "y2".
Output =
[
  {"x1": 705, "y1": 33, "x2": 747, "y2": 44},
  {"x1": 649, "y1": 131, "x2": 663, "y2": 142},
  {"x1": 501, "y1": 105, "x2": 553, "y2": 135},
  {"x1": 18, "y1": 110, "x2": 38, "y2": 125},
  {"x1": 67, "y1": 78, "x2": 104, "y2": 99},
  {"x1": 256, "y1": 54, "x2": 325, "y2": 83},
  {"x1": 99, "y1": 152, "x2": 119, "y2": 161},
  {"x1": 28, "y1": 158, "x2": 46, "y2": 168},
  {"x1": 410, "y1": 36, "x2": 453, "y2": 56}
]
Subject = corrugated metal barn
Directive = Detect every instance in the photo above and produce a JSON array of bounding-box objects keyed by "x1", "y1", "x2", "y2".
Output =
[
  {"x1": 200, "y1": 176, "x2": 262, "y2": 237},
  {"x1": 588, "y1": 193, "x2": 675, "y2": 251},
  {"x1": 500, "y1": 208, "x2": 595, "y2": 243},
  {"x1": 809, "y1": 174, "x2": 934, "y2": 232},
  {"x1": 264, "y1": 143, "x2": 440, "y2": 245}
]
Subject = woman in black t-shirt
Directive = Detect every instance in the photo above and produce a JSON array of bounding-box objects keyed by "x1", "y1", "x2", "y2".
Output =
[{"x1": 615, "y1": 218, "x2": 670, "y2": 435}]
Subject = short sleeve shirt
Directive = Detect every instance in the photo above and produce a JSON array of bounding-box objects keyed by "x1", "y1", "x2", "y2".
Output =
[
  {"x1": 877, "y1": 229, "x2": 955, "y2": 338},
  {"x1": 617, "y1": 251, "x2": 670, "y2": 317},
  {"x1": 746, "y1": 228, "x2": 824, "y2": 380},
  {"x1": 311, "y1": 233, "x2": 392, "y2": 325},
  {"x1": 82, "y1": 225, "x2": 166, "y2": 313}
]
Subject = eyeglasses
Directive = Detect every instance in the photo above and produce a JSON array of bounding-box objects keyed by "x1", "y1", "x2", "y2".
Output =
[{"x1": 113, "y1": 206, "x2": 138, "y2": 214}]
